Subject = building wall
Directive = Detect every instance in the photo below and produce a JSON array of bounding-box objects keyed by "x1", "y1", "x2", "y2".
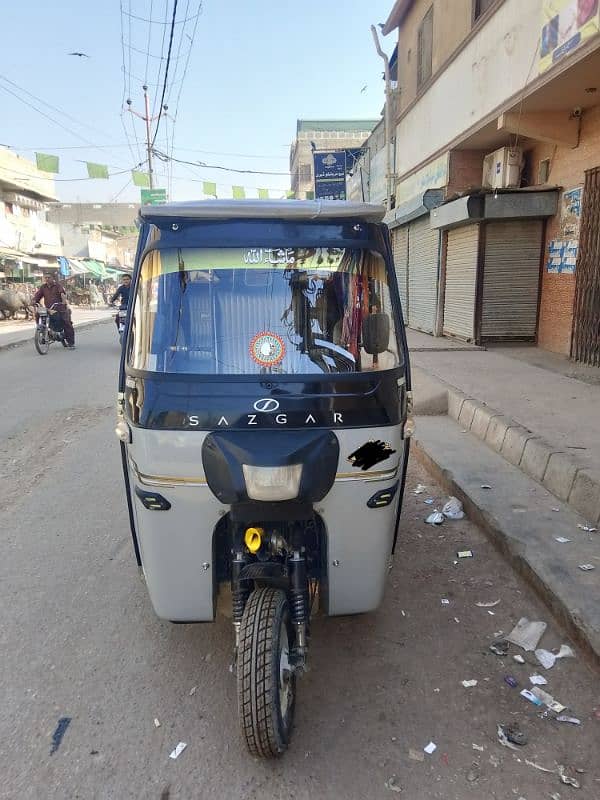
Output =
[
  {"x1": 531, "y1": 104, "x2": 600, "y2": 354},
  {"x1": 447, "y1": 149, "x2": 488, "y2": 197},
  {"x1": 395, "y1": 0, "x2": 539, "y2": 178}
]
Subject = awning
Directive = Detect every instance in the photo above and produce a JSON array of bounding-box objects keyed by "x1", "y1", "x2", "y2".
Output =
[
  {"x1": 0, "y1": 247, "x2": 26, "y2": 260},
  {"x1": 68, "y1": 259, "x2": 89, "y2": 275},
  {"x1": 431, "y1": 190, "x2": 559, "y2": 230},
  {"x1": 81, "y1": 259, "x2": 108, "y2": 279},
  {"x1": 384, "y1": 189, "x2": 445, "y2": 229}
]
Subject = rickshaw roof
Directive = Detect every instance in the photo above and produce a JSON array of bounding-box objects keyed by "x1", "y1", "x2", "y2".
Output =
[{"x1": 139, "y1": 199, "x2": 386, "y2": 224}]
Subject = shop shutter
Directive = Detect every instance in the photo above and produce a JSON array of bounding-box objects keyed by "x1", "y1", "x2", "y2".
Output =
[
  {"x1": 443, "y1": 224, "x2": 480, "y2": 340},
  {"x1": 391, "y1": 226, "x2": 408, "y2": 323},
  {"x1": 481, "y1": 220, "x2": 543, "y2": 339},
  {"x1": 407, "y1": 216, "x2": 439, "y2": 333}
]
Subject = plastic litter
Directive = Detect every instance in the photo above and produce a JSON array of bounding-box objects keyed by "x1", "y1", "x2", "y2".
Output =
[
  {"x1": 472, "y1": 743, "x2": 484, "y2": 752},
  {"x1": 441, "y1": 598, "x2": 450, "y2": 605},
  {"x1": 525, "y1": 758, "x2": 555, "y2": 774},
  {"x1": 531, "y1": 687, "x2": 567, "y2": 713},
  {"x1": 408, "y1": 748, "x2": 424, "y2": 762},
  {"x1": 424, "y1": 498, "x2": 434, "y2": 505},
  {"x1": 504, "y1": 675, "x2": 518, "y2": 688},
  {"x1": 489, "y1": 639, "x2": 510, "y2": 656},
  {"x1": 481, "y1": 484, "x2": 492, "y2": 489},
  {"x1": 50, "y1": 717, "x2": 71, "y2": 756},
  {"x1": 423, "y1": 741, "x2": 437, "y2": 755},
  {"x1": 414, "y1": 484, "x2": 426, "y2": 494},
  {"x1": 556, "y1": 715, "x2": 581, "y2": 725},
  {"x1": 529, "y1": 674, "x2": 548, "y2": 685},
  {"x1": 487, "y1": 610, "x2": 496, "y2": 616},
  {"x1": 558, "y1": 765, "x2": 581, "y2": 789},
  {"x1": 476, "y1": 599, "x2": 501, "y2": 608},
  {"x1": 442, "y1": 496, "x2": 465, "y2": 520},
  {"x1": 462, "y1": 679, "x2": 478, "y2": 688},
  {"x1": 497, "y1": 724, "x2": 519, "y2": 750},
  {"x1": 169, "y1": 742, "x2": 187, "y2": 760},
  {"x1": 577, "y1": 524, "x2": 597, "y2": 532},
  {"x1": 513, "y1": 654, "x2": 525, "y2": 664},
  {"x1": 556, "y1": 644, "x2": 575, "y2": 659},
  {"x1": 154, "y1": 718, "x2": 161, "y2": 728},
  {"x1": 503, "y1": 723, "x2": 528, "y2": 746},
  {"x1": 189, "y1": 686, "x2": 197, "y2": 696},
  {"x1": 426, "y1": 511, "x2": 444, "y2": 525},
  {"x1": 536, "y1": 649, "x2": 556, "y2": 669},
  {"x1": 578, "y1": 563, "x2": 595, "y2": 571},
  {"x1": 384, "y1": 776, "x2": 403, "y2": 793},
  {"x1": 457, "y1": 550, "x2": 473, "y2": 558},
  {"x1": 506, "y1": 618, "x2": 547, "y2": 651},
  {"x1": 520, "y1": 688, "x2": 544, "y2": 707},
  {"x1": 551, "y1": 507, "x2": 560, "y2": 512},
  {"x1": 555, "y1": 537, "x2": 571, "y2": 543},
  {"x1": 549, "y1": 794, "x2": 562, "y2": 800}
]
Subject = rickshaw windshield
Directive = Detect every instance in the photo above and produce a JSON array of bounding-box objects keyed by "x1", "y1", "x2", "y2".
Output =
[{"x1": 128, "y1": 246, "x2": 399, "y2": 375}]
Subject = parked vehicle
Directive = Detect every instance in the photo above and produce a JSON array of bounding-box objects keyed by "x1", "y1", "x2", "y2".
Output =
[
  {"x1": 116, "y1": 200, "x2": 413, "y2": 757},
  {"x1": 34, "y1": 303, "x2": 68, "y2": 354}
]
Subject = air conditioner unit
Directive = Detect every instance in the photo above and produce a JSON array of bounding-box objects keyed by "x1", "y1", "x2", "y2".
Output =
[{"x1": 482, "y1": 146, "x2": 522, "y2": 190}]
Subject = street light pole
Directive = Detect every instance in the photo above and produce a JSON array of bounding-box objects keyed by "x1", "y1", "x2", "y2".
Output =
[{"x1": 127, "y1": 85, "x2": 161, "y2": 190}]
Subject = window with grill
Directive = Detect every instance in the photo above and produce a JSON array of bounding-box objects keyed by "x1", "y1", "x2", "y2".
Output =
[
  {"x1": 473, "y1": 0, "x2": 496, "y2": 22},
  {"x1": 417, "y1": 6, "x2": 433, "y2": 90}
]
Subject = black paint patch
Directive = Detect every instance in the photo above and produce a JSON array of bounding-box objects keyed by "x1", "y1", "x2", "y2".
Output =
[
  {"x1": 50, "y1": 717, "x2": 71, "y2": 755},
  {"x1": 348, "y1": 440, "x2": 396, "y2": 471}
]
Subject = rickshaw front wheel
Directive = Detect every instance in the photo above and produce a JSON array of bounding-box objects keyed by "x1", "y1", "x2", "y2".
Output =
[{"x1": 237, "y1": 587, "x2": 296, "y2": 758}]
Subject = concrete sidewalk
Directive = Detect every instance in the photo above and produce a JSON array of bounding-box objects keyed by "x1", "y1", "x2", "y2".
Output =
[
  {"x1": 0, "y1": 308, "x2": 113, "y2": 351},
  {"x1": 409, "y1": 329, "x2": 600, "y2": 665}
]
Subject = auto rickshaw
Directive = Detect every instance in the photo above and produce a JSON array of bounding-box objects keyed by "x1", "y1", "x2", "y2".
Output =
[{"x1": 116, "y1": 200, "x2": 413, "y2": 757}]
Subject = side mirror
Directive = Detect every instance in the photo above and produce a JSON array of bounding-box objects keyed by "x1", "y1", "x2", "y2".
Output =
[{"x1": 362, "y1": 312, "x2": 390, "y2": 355}]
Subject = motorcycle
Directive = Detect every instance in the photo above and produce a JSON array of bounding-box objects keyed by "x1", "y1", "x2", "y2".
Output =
[
  {"x1": 115, "y1": 199, "x2": 413, "y2": 758},
  {"x1": 34, "y1": 303, "x2": 68, "y2": 355},
  {"x1": 114, "y1": 305, "x2": 128, "y2": 345}
]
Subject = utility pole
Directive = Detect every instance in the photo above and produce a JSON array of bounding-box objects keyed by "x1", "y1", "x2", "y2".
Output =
[{"x1": 126, "y1": 85, "x2": 163, "y2": 190}]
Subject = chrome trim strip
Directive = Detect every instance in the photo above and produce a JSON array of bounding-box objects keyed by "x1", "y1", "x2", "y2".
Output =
[
  {"x1": 128, "y1": 458, "x2": 208, "y2": 487},
  {"x1": 334, "y1": 466, "x2": 399, "y2": 483}
]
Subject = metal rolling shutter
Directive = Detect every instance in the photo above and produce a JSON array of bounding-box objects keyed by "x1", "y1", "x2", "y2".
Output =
[
  {"x1": 407, "y1": 216, "x2": 439, "y2": 333},
  {"x1": 391, "y1": 226, "x2": 408, "y2": 323},
  {"x1": 481, "y1": 220, "x2": 543, "y2": 339},
  {"x1": 443, "y1": 224, "x2": 479, "y2": 340}
]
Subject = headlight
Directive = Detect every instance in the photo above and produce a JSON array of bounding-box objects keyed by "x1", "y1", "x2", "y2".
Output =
[{"x1": 242, "y1": 464, "x2": 302, "y2": 502}]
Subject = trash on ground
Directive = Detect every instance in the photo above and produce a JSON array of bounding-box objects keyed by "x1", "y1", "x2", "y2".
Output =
[
  {"x1": 423, "y1": 741, "x2": 437, "y2": 755},
  {"x1": 556, "y1": 644, "x2": 575, "y2": 660},
  {"x1": 497, "y1": 724, "x2": 519, "y2": 750},
  {"x1": 50, "y1": 717, "x2": 71, "y2": 756},
  {"x1": 457, "y1": 550, "x2": 473, "y2": 558},
  {"x1": 408, "y1": 748, "x2": 424, "y2": 762},
  {"x1": 414, "y1": 484, "x2": 426, "y2": 495},
  {"x1": 424, "y1": 498, "x2": 434, "y2": 505},
  {"x1": 578, "y1": 563, "x2": 595, "y2": 571},
  {"x1": 384, "y1": 776, "x2": 403, "y2": 793},
  {"x1": 549, "y1": 794, "x2": 562, "y2": 800},
  {"x1": 556, "y1": 715, "x2": 581, "y2": 725},
  {"x1": 558, "y1": 765, "x2": 581, "y2": 789},
  {"x1": 487, "y1": 610, "x2": 496, "y2": 616},
  {"x1": 531, "y1": 687, "x2": 567, "y2": 713},
  {"x1": 577, "y1": 524, "x2": 597, "y2": 532},
  {"x1": 154, "y1": 718, "x2": 161, "y2": 728},
  {"x1": 513, "y1": 654, "x2": 525, "y2": 664},
  {"x1": 189, "y1": 686, "x2": 197, "y2": 696},
  {"x1": 169, "y1": 742, "x2": 187, "y2": 760},
  {"x1": 504, "y1": 675, "x2": 518, "y2": 688},
  {"x1": 525, "y1": 758, "x2": 555, "y2": 773},
  {"x1": 476, "y1": 599, "x2": 501, "y2": 608},
  {"x1": 503, "y1": 723, "x2": 528, "y2": 746},
  {"x1": 454, "y1": 617, "x2": 460, "y2": 623},
  {"x1": 555, "y1": 537, "x2": 571, "y2": 543},
  {"x1": 489, "y1": 639, "x2": 510, "y2": 656},
  {"x1": 506, "y1": 617, "x2": 547, "y2": 651},
  {"x1": 472, "y1": 743, "x2": 485, "y2": 752},
  {"x1": 441, "y1": 598, "x2": 450, "y2": 605},
  {"x1": 466, "y1": 763, "x2": 480, "y2": 782},
  {"x1": 462, "y1": 679, "x2": 478, "y2": 688},
  {"x1": 442, "y1": 496, "x2": 465, "y2": 520},
  {"x1": 536, "y1": 648, "x2": 557, "y2": 669},
  {"x1": 529, "y1": 674, "x2": 548, "y2": 685},
  {"x1": 520, "y1": 688, "x2": 544, "y2": 707},
  {"x1": 426, "y1": 511, "x2": 444, "y2": 525},
  {"x1": 551, "y1": 507, "x2": 560, "y2": 512},
  {"x1": 481, "y1": 484, "x2": 492, "y2": 489}
]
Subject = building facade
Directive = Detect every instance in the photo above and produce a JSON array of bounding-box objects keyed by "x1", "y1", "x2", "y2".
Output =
[
  {"x1": 381, "y1": 0, "x2": 600, "y2": 361},
  {"x1": 290, "y1": 120, "x2": 379, "y2": 199},
  {"x1": 0, "y1": 148, "x2": 62, "y2": 282}
]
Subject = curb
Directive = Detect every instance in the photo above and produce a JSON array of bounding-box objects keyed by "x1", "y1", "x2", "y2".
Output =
[
  {"x1": 0, "y1": 316, "x2": 113, "y2": 353},
  {"x1": 415, "y1": 370, "x2": 600, "y2": 525},
  {"x1": 411, "y1": 434, "x2": 600, "y2": 670}
]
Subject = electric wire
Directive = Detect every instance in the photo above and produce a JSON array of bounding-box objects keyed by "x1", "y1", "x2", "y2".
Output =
[
  {"x1": 150, "y1": 0, "x2": 179, "y2": 150},
  {"x1": 153, "y1": 149, "x2": 290, "y2": 176},
  {"x1": 144, "y1": 0, "x2": 154, "y2": 83}
]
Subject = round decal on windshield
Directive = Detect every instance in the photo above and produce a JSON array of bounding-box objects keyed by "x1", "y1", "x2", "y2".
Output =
[{"x1": 249, "y1": 331, "x2": 285, "y2": 367}]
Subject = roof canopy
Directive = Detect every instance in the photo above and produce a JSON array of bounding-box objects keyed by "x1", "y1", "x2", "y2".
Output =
[{"x1": 140, "y1": 199, "x2": 386, "y2": 224}]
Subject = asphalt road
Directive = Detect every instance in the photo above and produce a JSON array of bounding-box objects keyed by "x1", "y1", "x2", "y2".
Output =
[{"x1": 1, "y1": 322, "x2": 599, "y2": 800}]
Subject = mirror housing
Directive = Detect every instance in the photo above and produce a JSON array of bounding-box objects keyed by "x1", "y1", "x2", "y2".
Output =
[{"x1": 362, "y1": 313, "x2": 390, "y2": 355}]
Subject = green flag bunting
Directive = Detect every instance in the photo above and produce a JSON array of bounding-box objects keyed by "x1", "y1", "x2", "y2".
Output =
[
  {"x1": 86, "y1": 162, "x2": 109, "y2": 179},
  {"x1": 258, "y1": 188, "x2": 269, "y2": 199},
  {"x1": 203, "y1": 181, "x2": 217, "y2": 197},
  {"x1": 132, "y1": 170, "x2": 151, "y2": 188},
  {"x1": 232, "y1": 186, "x2": 246, "y2": 199},
  {"x1": 36, "y1": 153, "x2": 59, "y2": 173}
]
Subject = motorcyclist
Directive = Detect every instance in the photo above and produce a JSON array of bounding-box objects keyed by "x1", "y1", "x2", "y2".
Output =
[
  {"x1": 32, "y1": 273, "x2": 76, "y2": 348},
  {"x1": 110, "y1": 274, "x2": 132, "y2": 330}
]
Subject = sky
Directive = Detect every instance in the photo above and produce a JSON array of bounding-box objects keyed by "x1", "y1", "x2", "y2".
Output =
[{"x1": 0, "y1": 0, "x2": 396, "y2": 204}]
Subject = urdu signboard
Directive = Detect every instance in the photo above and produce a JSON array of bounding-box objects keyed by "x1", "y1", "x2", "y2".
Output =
[
  {"x1": 313, "y1": 151, "x2": 347, "y2": 200},
  {"x1": 540, "y1": 0, "x2": 600, "y2": 72}
]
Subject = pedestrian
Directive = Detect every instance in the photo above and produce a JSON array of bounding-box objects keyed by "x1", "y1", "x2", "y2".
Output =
[{"x1": 32, "y1": 272, "x2": 76, "y2": 349}]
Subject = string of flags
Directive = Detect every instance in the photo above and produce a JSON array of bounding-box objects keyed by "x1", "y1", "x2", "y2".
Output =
[{"x1": 34, "y1": 152, "x2": 293, "y2": 198}]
